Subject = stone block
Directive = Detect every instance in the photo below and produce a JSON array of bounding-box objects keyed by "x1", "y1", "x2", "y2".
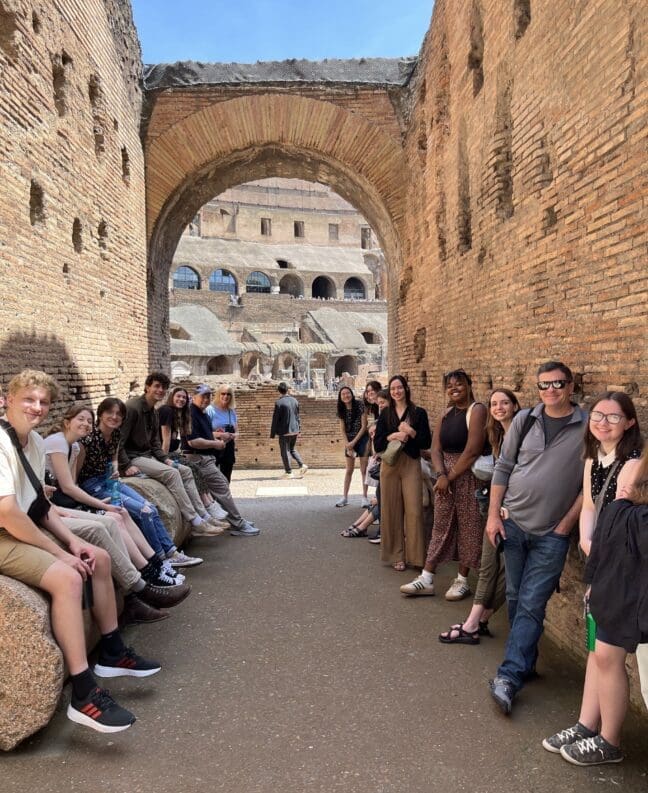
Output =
[
  {"x1": 0, "y1": 575, "x2": 63, "y2": 751},
  {"x1": 121, "y1": 475, "x2": 189, "y2": 548}
]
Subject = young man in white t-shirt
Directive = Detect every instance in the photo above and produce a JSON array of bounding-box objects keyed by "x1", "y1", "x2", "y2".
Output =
[{"x1": 0, "y1": 370, "x2": 160, "y2": 734}]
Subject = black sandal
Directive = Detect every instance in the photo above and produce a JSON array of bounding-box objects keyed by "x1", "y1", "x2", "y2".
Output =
[
  {"x1": 438, "y1": 623, "x2": 480, "y2": 645},
  {"x1": 341, "y1": 526, "x2": 367, "y2": 538}
]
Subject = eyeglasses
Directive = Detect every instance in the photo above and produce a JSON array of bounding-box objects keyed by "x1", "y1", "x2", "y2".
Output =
[
  {"x1": 537, "y1": 380, "x2": 570, "y2": 391},
  {"x1": 590, "y1": 411, "x2": 624, "y2": 425}
]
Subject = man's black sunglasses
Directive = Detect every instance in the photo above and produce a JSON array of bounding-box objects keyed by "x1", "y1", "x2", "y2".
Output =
[{"x1": 537, "y1": 379, "x2": 570, "y2": 390}]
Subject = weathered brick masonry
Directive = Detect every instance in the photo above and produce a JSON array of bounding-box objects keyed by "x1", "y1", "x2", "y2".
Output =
[
  {"x1": 398, "y1": 0, "x2": 646, "y2": 425},
  {"x1": 0, "y1": 0, "x2": 148, "y2": 413}
]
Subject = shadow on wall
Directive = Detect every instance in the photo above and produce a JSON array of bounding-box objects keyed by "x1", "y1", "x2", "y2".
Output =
[{"x1": 0, "y1": 331, "x2": 88, "y2": 424}]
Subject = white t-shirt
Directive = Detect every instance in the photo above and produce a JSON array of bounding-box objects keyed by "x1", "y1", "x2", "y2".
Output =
[
  {"x1": 43, "y1": 432, "x2": 80, "y2": 483},
  {"x1": 0, "y1": 427, "x2": 46, "y2": 514}
]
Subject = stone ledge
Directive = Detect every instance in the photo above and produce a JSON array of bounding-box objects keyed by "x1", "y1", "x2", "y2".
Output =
[{"x1": 0, "y1": 477, "x2": 185, "y2": 750}]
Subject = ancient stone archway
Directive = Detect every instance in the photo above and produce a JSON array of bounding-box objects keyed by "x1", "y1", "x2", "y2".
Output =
[{"x1": 144, "y1": 91, "x2": 410, "y2": 368}]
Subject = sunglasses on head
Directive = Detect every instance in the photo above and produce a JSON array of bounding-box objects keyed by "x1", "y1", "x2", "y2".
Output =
[{"x1": 537, "y1": 379, "x2": 570, "y2": 391}]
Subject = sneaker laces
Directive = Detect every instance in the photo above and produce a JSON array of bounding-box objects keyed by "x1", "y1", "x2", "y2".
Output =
[
  {"x1": 91, "y1": 687, "x2": 117, "y2": 708},
  {"x1": 554, "y1": 725, "x2": 581, "y2": 742},
  {"x1": 573, "y1": 736, "x2": 601, "y2": 756}
]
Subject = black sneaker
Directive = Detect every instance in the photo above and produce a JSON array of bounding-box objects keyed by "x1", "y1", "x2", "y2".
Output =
[
  {"x1": 67, "y1": 686, "x2": 136, "y2": 733},
  {"x1": 560, "y1": 734, "x2": 623, "y2": 766},
  {"x1": 93, "y1": 646, "x2": 161, "y2": 678},
  {"x1": 542, "y1": 722, "x2": 596, "y2": 754}
]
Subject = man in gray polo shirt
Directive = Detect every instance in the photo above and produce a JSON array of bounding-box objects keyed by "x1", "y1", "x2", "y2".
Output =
[{"x1": 486, "y1": 361, "x2": 586, "y2": 714}]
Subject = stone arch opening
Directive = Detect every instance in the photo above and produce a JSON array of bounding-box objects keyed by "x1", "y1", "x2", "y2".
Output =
[
  {"x1": 240, "y1": 352, "x2": 262, "y2": 378},
  {"x1": 335, "y1": 355, "x2": 358, "y2": 377},
  {"x1": 173, "y1": 265, "x2": 201, "y2": 290},
  {"x1": 273, "y1": 352, "x2": 299, "y2": 380},
  {"x1": 209, "y1": 268, "x2": 237, "y2": 293},
  {"x1": 312, "y1": 275, "x2": 336, "y2": 299},
  {"x1": 279, "y1": 273, "x2": 304, "y2": 297},
  {"x1": 206, "y1": 355, "x2": 232, "y2": 375},
  {"x1": 144, "y1": 92, "x2": 409, "y2": 368},
  {"x1": 344, "y1": 277, "x2": 366, "y2": 300},
  {"x1": 246, "y1": 271, "x2": 272, "y2": 293}
]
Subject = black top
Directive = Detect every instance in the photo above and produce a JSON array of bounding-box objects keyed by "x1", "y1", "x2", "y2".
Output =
[
  {"x1": 439, "y1": 407, "x2": 469, "y2": 453},
  {"x1": 342, "y1": 403, "x2": 364, "y2": 441},
  {"x1": 79, "y1": 427, "x2": 118, "y2": 481},
  {"x1": 585, "y1": 498, "x2": 648, "y2": 651},
  {"x1": 591, "y1": 449, "x2": 642, "y2": 511},
  {"x1": 373, "y1": 405, "x2": 431, "y2": 460},
  {"x1": 182, "y1": 404, "x2": 216, "y2": 456},
  {"x1": 157, "y1": 405, "x2": 180, "y2": 453}
]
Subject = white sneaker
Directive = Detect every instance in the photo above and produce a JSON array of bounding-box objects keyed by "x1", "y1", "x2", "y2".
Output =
[
  {"x1": 167, "y1": 550, "x2": 203, "y2": 568},
  {"x1": 400, "y1": 575, "x2": 435, "y2": 596},
  {"x1": 207, "y1": 503, "x2": 228, "y2": 520},
  {"x1": 445, "y1": 578, "x2": 472, "y2": 601},
  {"x1": 335, "y1": 497, "x2": 348, "y2": 507},
  {"x1": 361, "y1": 497, "x2": 371, "y2": 508},
  {"x1": 282, "y1": 471, "x2": 292, "y2": 479},
  {"x1": 300, "y1": 464, "x2": 309, "y2": 475},
  {"x1": 192, "y1": 520, "x2": 226, "y2": 537}
]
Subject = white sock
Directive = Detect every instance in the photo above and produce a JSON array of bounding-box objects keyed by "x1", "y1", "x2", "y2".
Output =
[
  {"x1": 421, "y1": 570, "x2": 434, "y2": 585},
  {"x1": 191, "y1": 516, "x2": 204, "y2": 527},
  {"x1": 457, "y1": 573, "x2": 468, "y2": 584}
]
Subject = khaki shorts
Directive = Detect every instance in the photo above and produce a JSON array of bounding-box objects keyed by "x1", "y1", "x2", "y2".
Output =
[{"x1": 0, "y1": 528, "x2": 57, "y2": 588}]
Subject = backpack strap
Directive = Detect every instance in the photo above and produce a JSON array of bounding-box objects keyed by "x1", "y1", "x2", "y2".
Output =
[{"x1": 512, "y1": 409, "x2": 536, "y2": 465}]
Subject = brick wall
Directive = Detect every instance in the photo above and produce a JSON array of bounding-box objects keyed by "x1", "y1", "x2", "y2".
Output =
[{"x1": 0, "y1": 0, "x2": 148, "y2": 416}]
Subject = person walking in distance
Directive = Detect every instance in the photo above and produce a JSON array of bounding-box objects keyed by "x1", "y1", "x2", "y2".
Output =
[
  {"x1": 270, "y1": 382, "x2": 307, "y2": 479},
  {"x1": 487, "y1": 361, "x2": 587, "y2": 715}
]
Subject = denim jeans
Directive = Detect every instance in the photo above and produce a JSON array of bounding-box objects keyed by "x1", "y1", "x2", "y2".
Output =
[
  {"x1": 497, "y1": 518, "x2": 570, "y2": 691},
  {"x1": 80, "y1": 475, "x2": 175, "y2": 556}
]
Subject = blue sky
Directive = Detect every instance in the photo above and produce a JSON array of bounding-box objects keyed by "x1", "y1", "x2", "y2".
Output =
[{"x1": 131, "y1": 1, "x2": 434, "y2": 64}]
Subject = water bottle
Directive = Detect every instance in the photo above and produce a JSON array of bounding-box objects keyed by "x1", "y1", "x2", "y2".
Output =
[
  {"x1": 109, "y1": 477, "x2": 122, "y2": 507},
  {"x1": 585, "y1": 601, "x2": 596, "y2": 652}
]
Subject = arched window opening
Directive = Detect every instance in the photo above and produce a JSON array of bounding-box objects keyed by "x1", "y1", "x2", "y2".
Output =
[
  {"x1": 312, "y1": 276, "x2": 336, "y2": 299},
  {"x1": 209, "y1": 269, "x2": 237, "y2": 294},
  {"x1": 344, "y1": 277, "x2": 366, "y2": 300},
  {"x1": 335, "y1": 356, "x2": 358, "y2": 376},
  {"x1": 279, "y1": 274, "x2": 303, "y2": 298},
  {"x1": 173, "y1": 266, "x2": 200, "y2": 290},
  {"x1": 246, "y1": 271, "x2": 271, "y2": 293},
  {"x1": 207, "y1": 356, "x2": 232, "y2": 374}
]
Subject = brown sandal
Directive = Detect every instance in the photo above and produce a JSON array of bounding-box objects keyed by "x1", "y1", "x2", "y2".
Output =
[{"x1": 393, "y1": 561, "x2": 407, "y2": 572}]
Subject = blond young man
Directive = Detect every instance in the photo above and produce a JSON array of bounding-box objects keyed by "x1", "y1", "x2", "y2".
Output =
[{"x1": 0, "y1": 371, "x2": 160, "y2": 733}]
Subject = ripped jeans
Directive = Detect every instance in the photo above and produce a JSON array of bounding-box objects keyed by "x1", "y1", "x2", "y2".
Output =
[{"x1": 80, "y1": 475, "x2": 175, "y2": 556}]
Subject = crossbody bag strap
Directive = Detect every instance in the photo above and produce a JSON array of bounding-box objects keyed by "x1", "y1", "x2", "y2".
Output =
[
  {"x1": 0, "y1": 419, "x2": 45, "y2": 496},
  {"x1": 593, "y1": 459, "x2": 622, "y2": 526}
]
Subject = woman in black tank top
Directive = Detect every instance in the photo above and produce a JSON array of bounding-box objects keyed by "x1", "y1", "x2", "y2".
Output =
[{"x1": 400, "y1": 369, "x2": 487, "y2": 601}]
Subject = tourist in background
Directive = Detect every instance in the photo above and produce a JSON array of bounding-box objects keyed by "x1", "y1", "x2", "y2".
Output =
[
  {"x1": 373, "y1": 375, "x2": 431, "y2": 571},
  {"x1": 205, "y1": 384, "x2": 239, "y2": 482},
  {"x1": 543, "y1": 394, "x2": 643, "y2": 766},
  {"x1": 335, "y1": 386, "x2": 368, "y2": 507},
  {"x1": 361, "y1": 380, "x2": 382, "y2": 508},
  {"x1": 401, "y1": 369, "x2": 486, "y2": 598},
  {"x1": 270, "y1": 382, "x2": 308, "y2": 478},
  {"x1": 438, "y1": 388, "x2": 520, "y2": 643}
]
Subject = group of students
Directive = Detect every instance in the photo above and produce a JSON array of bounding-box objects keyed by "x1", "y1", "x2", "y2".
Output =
[
  {"x1": 0, "y1": 370, "x2": 258, "y2": 735},
  {"x1": 338, "y1": 363, "x2": 648, "y2": 767}
]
